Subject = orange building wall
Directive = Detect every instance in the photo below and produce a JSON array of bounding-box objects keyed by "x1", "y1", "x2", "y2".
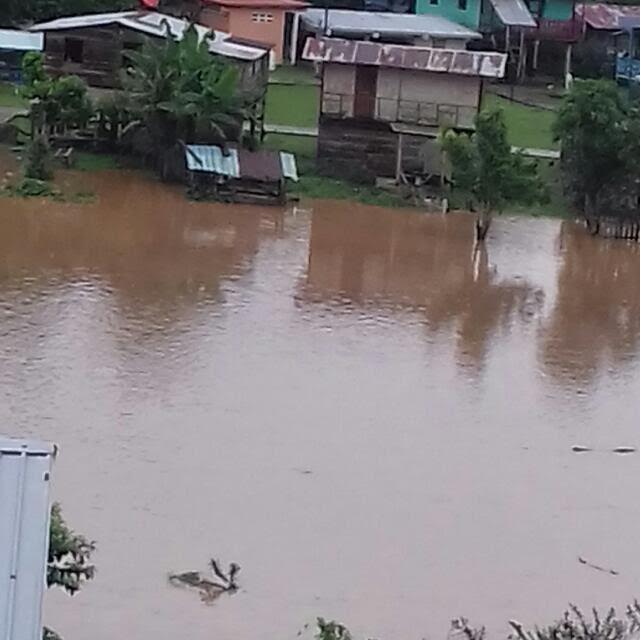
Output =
[{"x1": 201, "y1": 5, "x2": 288, "y2": 62}]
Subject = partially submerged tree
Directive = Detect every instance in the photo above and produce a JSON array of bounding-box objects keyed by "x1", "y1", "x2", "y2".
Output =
[
  {"x1": 441, "y1": 108, "x2": 545, "y2": 241},
  {"x1": 123, "y1": 24, "x2": 247, "y2": 180},
  {"x1": 46, "y1": 503, "x2": 95, "y2": 639},
  {"x1": 554, "y1": 79, "x2": 640, "y2": 231},
  {"x1": 312, "y1": 603, "x2": 640, "y2": 640},
  {"x1": 48, "y1": 503, "x2": 95, "y2": 594}
]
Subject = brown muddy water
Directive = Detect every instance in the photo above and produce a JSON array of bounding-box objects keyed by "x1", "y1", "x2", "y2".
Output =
[{"x1": 2, "y1": 165, "x2": 640, "y2": 640}]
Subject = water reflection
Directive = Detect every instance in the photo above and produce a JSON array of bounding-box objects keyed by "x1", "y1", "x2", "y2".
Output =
[
  {"x1": 542, "y1": 221, "x2": 640, "y2": 385},
  {"x1": 299, "y1": 207, "x2": 544, "y2": 370},
  {"x1": 0, "y1": 170, "x2": 282, "y2": 388}
]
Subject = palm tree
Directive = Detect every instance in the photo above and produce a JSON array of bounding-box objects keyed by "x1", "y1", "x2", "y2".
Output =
[{"x1": 123, "y1": 24, "x2": 247, "y2": 180}]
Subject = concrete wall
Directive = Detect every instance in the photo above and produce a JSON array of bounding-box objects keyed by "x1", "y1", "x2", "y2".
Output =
[
  {"x1": 201, "y1": 5, "x2": 288, "y2": 62},
  {"x1": 415, "y1": 0, "x2": 482, "y2": 30}
]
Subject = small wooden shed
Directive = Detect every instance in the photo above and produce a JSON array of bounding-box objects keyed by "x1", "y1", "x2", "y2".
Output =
[
  {"x1": 185, "y1": 144, "x2": 298, "y2": 204},
  {"x1": 29, "y1": 11, "x2": 269, "y2": 96}
]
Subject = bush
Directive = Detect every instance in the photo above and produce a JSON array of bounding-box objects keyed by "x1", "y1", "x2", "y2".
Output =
[{"x1": 12, "y1": 177, "x2": 55, "y2": 197}]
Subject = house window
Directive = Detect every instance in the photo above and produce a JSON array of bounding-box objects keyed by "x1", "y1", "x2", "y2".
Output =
[
  {"x1": 63, "y1": 38, "x2": 84, "y2": 63},
  {"x1": 458, "y1": 0, "x2": 468, "y2": 10},
  {"x1": 252, "y1": 12, "x2": 274, "y2": 23},
  {"x1": 121, "y1": 41, "x2": 142, "y2": 68},
  {"x1": 430, "y1": 0, "x2": 438, "y2": 5}
]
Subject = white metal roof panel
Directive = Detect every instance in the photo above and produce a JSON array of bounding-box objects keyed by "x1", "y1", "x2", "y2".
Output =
[
  {"x1": 0, "y1": 438, "x2": 55, "y2": 640},
  {"x1": 488, "y1": 0, "x2": 536, "y2": 27},
  {"x1": 186, "y1": 145, "x2": 240, "y2": 177},
  {"x1": 28, "y1": 11, "x2": 141, "y2": 31},
  {"x1": 301, "y1": 8, "x2": 481, "y2": 39},
  {"x1": 0, "y1": 30, "x2": 43, "y2": 52},
  {"x1": 279, "y1": 152, "x2": 299, "y2": 181},
  {"x1": 29, "y1": 11, "x2": 266, "y2": 61}
]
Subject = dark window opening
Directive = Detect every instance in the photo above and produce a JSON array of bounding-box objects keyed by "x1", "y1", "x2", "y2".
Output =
[
  {"x1": 430, "y1": 0, "x2": 439, "y2": 5},
  {"x1": 122, "y1": 42, "x2": 142, "y2": 67},
  {"x1": 64, "y1": 38, "x2": 84, "y2": 63},
  {"x1": 458, "y1": 0, "x2": 467, "y2": 10}
]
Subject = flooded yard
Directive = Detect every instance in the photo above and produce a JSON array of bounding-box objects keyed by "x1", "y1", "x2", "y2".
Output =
[{"x1": 2, "y1": 168, "x2": 640, "y2": 640}]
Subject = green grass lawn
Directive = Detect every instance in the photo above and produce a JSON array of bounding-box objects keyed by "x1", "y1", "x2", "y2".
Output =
[
  {"x1": 269, "y1": 64, "x2": 318, "y2": 85},
  {"x1": 264, "y1": 83, "x2": 319, "y2": 128},
  {"x1": 483, "y1": 93, "x2": 557, "y2": 150},
  {"x1": 0, "y1": 83, "x2": 26, "y2": 108}
]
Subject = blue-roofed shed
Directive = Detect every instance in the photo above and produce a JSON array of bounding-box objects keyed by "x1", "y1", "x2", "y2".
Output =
[{"x1": 185, "y1": 145, "x2": 298, "y2": 205}]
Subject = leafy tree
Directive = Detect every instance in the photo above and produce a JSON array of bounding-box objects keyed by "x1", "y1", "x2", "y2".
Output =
[
  {"x1": 21, "y1": 52, "x2": 93, "y2": 135},
  {"x1": 441, "y1": 108, "x2": 544, "y2": 240},
  {"x1": 316, "y1": 619, "x2": 353, "y2": 640},
  {"x1": 46, "y1": 503, "x2": 95, "y2": 640},
  {"x1": 123, "y1": 24, "x2": 247, "y2": 180},
  {"x1": 48, "y1": 503, "x2": 95, "y2": 594},
  {"x1": 553, "y1": 79, "x2": 640, "y2": 228}
]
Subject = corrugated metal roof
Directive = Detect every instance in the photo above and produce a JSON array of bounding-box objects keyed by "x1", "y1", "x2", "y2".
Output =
[
  {"x1": 186, "y1": 145, "x2": 240, "y2": 177},
  {"x1": 301, "y1": 9, "x2": 481, "y2": 40},
  {"x1": 280, "y1": 152, "x2": 298, "y2": 181},
  {"x1": 237, "y1": 148, "x2": 283, "y2": 180},
  {"x1": 186, "y1": 145, "x2": 299, "y2": 180},
  {"x1": 0, "y1": 438, "x2": 55, "y2": 640},
  {"x1": 29, "y1": 11, "x2": 266, "y2": 61},
  {"x1": 303, "y1": 36, "x2": 507, "y2": 78},
  {"x1": 575, "y1": 3, "x2": 640, "y2": 30},
  {"x1": 0, "y1": 29, "x2": 43, "y2": 52},
  {"x1": 488, "y1": 0, "x2": 536, "y2": 27}
]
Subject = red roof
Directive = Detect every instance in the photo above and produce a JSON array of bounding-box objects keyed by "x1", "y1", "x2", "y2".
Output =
[
  {"x1": 204, "y1": 0, "x2": 307, "y2": 8},
  {"x1": 576, "y1": 3, "x2": 640, "y2": 30}
]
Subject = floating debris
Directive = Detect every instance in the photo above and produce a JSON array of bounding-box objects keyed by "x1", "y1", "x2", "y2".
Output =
[
  {"x1": 169, "y1": 559, "x2": 240, "y2": 604},
  {"x1": 571, "y1": 445, "x2": 592, "y2": 453},
  {"x1": 612, "y1": 447, "x2": 636, "y2": 454},
  {"x1": 293, "y1": 468, "x2": 313, "y2": 475},
  {"x1": 578, "y1": 556, "x2": 619, "y2": 576}
]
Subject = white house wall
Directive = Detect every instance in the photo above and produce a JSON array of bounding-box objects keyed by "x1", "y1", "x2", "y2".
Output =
[
  {"x1": 376, "y1": 67, "x2": 480, "y2": 127},
  {"x1": 0, "y1": 439, "x2": 55, "y2": 640},
  {"x1": 322, "y1": 63, "x2": 355, "y2": 118}
]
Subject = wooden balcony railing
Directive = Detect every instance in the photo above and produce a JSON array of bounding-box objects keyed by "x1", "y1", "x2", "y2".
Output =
[{"x1": 321, "y1": 92, "x2": 477, "y2": 130}]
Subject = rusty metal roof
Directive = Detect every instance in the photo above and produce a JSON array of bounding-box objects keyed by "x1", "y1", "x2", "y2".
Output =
[
  {"x1": 185, "y1": 145, "x2": 299, "y2": 181},
  {"x1": 576, "y1": 3, "x2": 640, "y2": 30},
  {"x1": 302, "y1": 37, "x2": 506, "y2": 79}
]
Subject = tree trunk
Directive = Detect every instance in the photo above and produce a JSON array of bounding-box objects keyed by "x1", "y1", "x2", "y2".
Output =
[
  {"x1": 475, "y1": 209, "x2": 493, "y2": 241},
  {"x1": 584, "y1": 192, "x2": 600, "y2": 236}
]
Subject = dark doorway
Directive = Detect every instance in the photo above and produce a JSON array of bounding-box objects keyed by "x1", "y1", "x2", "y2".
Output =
[
  {"x1": 64, "y1": 38, "x2": 84, "y2": 63},
  {"x1": 354, "y1": 65, "x2": 378, "y2": 119}
]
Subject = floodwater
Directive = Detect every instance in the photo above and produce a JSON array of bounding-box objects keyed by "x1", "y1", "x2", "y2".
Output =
[{"x1": 2, "y1": 164, "x2": 640, "y2": 640}]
